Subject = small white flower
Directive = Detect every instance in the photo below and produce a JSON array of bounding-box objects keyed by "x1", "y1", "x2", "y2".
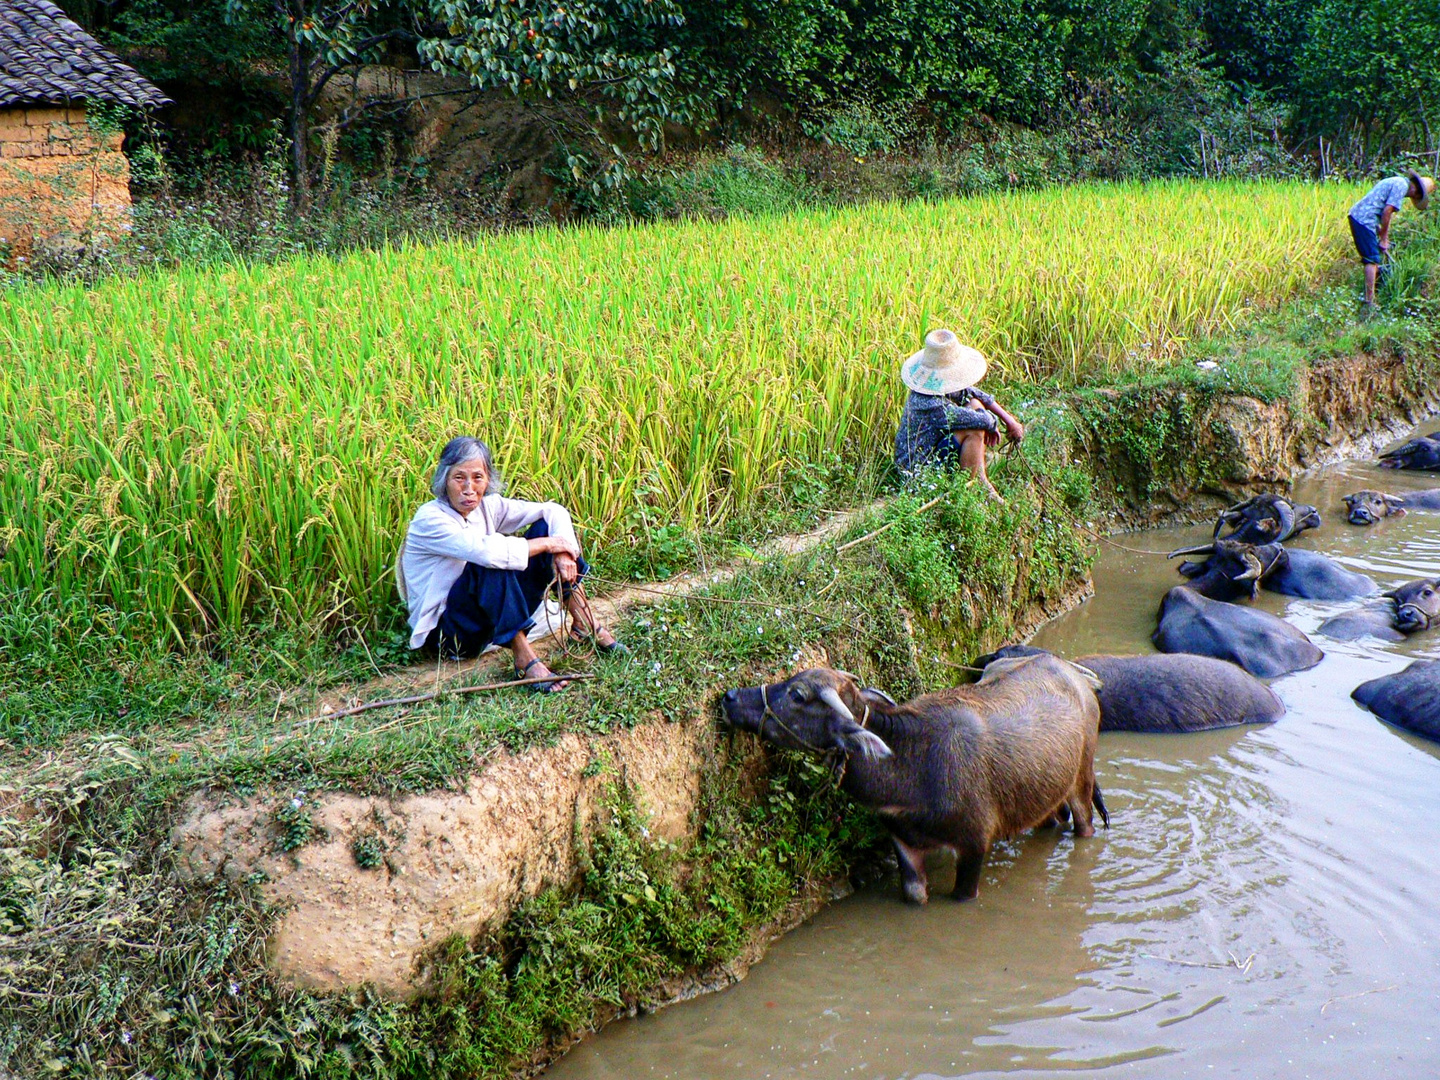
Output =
[
  {"x1": 121, "y1": 1031, "x2": 131, "y2": 1044},
  {"x1": 229, "y1": 980, "x2": 240, "y2": 996},
  {"x1": 651, "y1": 661, "x2": 662, "y2": 674}
]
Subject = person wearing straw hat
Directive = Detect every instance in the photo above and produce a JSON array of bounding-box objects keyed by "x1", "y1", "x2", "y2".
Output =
[
  {"x1": 1349, "y1": 170, "x2": 1434, "y2": 312},
  {"x1": 894, "y1": 329, "x2": 1024, "y2": 501},
  {"x1": 398, "y1": 436, "x2": 626, "y2": 694}
]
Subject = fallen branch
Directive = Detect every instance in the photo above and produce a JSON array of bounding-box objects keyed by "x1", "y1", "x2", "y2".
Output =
[
  {"x1": 1321, "y1": 984, "x2": 1397, "y2": 1014},
  {"x1": 835, "y1": 494, "x2": 945, "y2": 554},
  {"x1": 1140, "y1": 951, "x2": 1255, "y2": 973},
  {"x1": 304, "y1": 673, "x2": 596, "y2": 724}
]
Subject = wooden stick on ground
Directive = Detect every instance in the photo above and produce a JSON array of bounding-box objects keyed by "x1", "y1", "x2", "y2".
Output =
[
  {"x1": 835, "y1": 494, "x2": 946, "y2": 554},
  {"x1": 305, "y1": 673, "x2": 596, "y2": 724}
]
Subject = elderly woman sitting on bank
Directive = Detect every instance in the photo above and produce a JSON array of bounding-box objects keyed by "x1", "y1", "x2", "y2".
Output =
[
  {"x1": 894, "y1": 329, "x2": 1023, "y2": 500},
  {"x1": 401, "y1": 436, "x2": 624, "y2": 693}
]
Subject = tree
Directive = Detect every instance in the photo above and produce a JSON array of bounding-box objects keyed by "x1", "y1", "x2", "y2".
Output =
[
  {"x1": 421, "y1": 0, "x2": 689, "y2": 193},
  {"x1": 223, "y1": 0, "x2": 421, "y2": 207},
  {"x1": 1295, "y1": 0, "x2": 1440, "y2": 165}
]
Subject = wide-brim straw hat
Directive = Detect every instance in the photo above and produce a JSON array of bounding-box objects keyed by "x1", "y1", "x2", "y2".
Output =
[
  {"x1": 900, "y1": 329, "x2": 987, "y2": 396},
  {"x1": 1408, "y1": 171, "x2": 1435, "y2": 210}
]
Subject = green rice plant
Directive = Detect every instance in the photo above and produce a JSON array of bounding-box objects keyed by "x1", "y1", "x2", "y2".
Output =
[{"x1": 0, "y1": 179, "x2": 1358, "y2": 647}]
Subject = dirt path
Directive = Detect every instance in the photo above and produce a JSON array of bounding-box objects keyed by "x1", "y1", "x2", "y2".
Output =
[{"x1": 306, "y1": 503, "x2": 877, "y2": 718}]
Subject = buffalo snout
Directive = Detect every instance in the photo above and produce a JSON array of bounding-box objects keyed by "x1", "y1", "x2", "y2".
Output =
[{"x1": 720, "y1": 686, "x2": 765, "y2": 733}]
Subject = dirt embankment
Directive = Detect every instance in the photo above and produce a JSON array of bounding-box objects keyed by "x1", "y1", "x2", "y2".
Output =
[
  {"x1": 171, "y1": 346, "x2": 1437, "y2": 1009},
  {"x1": 1079, "y1": 349, "x2": 1438, "y2": 527}
]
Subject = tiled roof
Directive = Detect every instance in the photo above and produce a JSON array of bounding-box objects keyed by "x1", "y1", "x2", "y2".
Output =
[{"x1": 0, "y1": 0, "x2": 169, "y2": 109}]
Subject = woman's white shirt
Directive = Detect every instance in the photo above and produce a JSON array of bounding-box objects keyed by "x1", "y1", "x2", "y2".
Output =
[{"x1": 401, "y1": 495, "x2": 579, "y2": 649}]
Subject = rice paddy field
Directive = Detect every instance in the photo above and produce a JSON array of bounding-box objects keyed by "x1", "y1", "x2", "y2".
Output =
[{"x1": 0, "y1": 179, "x2": 1358, "y2": 643}]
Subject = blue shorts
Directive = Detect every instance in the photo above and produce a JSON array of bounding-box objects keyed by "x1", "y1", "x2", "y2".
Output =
[{"x1": 1349, "y1": 216, "x2": 1382, "y2": 265}]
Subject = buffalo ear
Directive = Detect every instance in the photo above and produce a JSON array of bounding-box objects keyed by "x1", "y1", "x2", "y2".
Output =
[
  {"x1": 860, "y1": 686, "x2": 897, "y2": 706},
  {"x1": 836, "y1": 721, "x2": 892, "y2": 759}
]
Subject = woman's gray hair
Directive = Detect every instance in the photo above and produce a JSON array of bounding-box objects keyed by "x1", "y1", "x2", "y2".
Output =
[{"x1": 430, "y1": 436, "x2": 503, "y2": 501}]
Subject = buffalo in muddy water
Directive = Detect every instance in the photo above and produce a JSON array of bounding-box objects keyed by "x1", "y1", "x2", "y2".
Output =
[
  {"x1": 1213, "y1": 494, "x2": 1321, "y2": 545},
  {"x1": 1352, "y1": 661, "x2": 1440, "y2": 742},
  {"x1": 1344, "y1": 488, "x2": 1440, "y2": 525},
  {"x1": 1169, "y1": 541, "x2": 1376, "y2": 601},
  {"x1": 1316, "y1": 578, "x2": 1440, "y2": 642},
  {"x1": 1378, "y1": 435, "x2": 1440, "y2": 471},
  {"x1": 1153, "y1": 587, "x2": 1324, "y2": 678},
  {"x1": 978, "y1": 645, "x2": 1285, "y2": 732},
  {"x1": 720, "y1": 658, "x2": 1106, "y2": 904}
]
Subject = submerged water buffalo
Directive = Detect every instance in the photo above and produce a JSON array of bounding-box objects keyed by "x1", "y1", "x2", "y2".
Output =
[
  {"x1": 721, "y1": 658, "x2": 1106, "y2": 904},
  {"x1": 1344, "y1": 488, "x2": 1440, "y2": 525},
  {"x1": 978, "y1": 645, "x2": 1285, "y2": 732},
  {"x1": 1352, "y1": 661, "x2": 1440, "y2": 741},
  {"x1": 1170, "y1": 541, "x2": 1376, "y2": 601},
  {"x1": 1316, "y1": 578, "x2": 1440, "y2": 641},
  {"x1": 1214, "y1": 494, "x2": 1322, "y2": 545},
  {"x1": 1378, "y1": 435, "x2": 1440, "y2": 471},
  {"x1": 1153, "y1": 586, "x2": 1324, "y2": 678},
  {"x1": 1169, "y1": 539, "x2": 1280, "y2": 600}
]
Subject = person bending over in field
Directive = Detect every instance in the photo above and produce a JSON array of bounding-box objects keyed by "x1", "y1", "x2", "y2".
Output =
[
  {"x1": 1349, "y1": 171, "x2": 1434, "y2": 312},
  {"x1": 398, "y1": 436, "x2": 625, "y2": 693},
  {"x1": 894, "y1": 329, "x2": 1024, "y2": 502}
]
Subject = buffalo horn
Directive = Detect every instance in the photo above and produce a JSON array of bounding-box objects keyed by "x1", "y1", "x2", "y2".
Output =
[
  {"x1": 1236, "y1": 552, "x2": 1264, "y2": 582},
  {"x1": 1274, "y1": 498, "x2": 1296, "y2": 542},
  {"x1": 817, "y1": 684, "x2": 855, "y2": 723},
  {"x1": 1167, "y1": 543, "x2": 1217, "y2": 560}
]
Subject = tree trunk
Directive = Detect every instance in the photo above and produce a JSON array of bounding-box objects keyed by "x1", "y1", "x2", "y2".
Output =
[{"x1": 286, "y1": 0, "x2": 312, "y2": 214}]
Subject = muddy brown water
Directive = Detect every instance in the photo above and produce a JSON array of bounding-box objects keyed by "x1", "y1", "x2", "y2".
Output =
[{"x1": 547, "y1": 427, "x2": 1440, "y2": 1080}]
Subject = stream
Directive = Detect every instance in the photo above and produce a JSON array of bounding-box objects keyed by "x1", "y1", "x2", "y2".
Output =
[{"x1": 546, "y1": 425, "x2": 1440, "y2": 1079}]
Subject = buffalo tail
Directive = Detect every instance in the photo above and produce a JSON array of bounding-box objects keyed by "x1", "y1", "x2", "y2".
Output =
[{"x1": 1092, "y1": 782, "x2": 1110, "y2": 830}]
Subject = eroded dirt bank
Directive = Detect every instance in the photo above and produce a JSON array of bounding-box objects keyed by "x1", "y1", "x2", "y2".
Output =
[{"x1": 168, "y1": 347, "x2": 1438, "y2": 1011}]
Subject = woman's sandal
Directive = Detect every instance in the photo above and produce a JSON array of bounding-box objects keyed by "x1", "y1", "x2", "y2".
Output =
[
  {"x1": 516, "y1": 657, "x2": 570, "y2": 693},
  {"x1": 568, "y1": 627, "x2": 629, "y2": 656}
]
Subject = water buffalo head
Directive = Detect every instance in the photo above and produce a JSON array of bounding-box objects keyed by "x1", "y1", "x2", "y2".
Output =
[
  {"x1": 1344, "y1": 490, "x2": 1407, "y2": 525},
  {"x1": 1213, "y1": 494, "x2": 1319, "y2": 545},
  {"x1": 721, "y1": 668, "x2": 894, "y2": 759},
  {"x1": 1168, "y1": 539, "x2": 1286, "y2": 600},
  {"x1": 1379, "y1": 436, "x2": 1440, "y2": 471},
  {"x1": 1385, "y1": 579, "x2": 1440, "y2": 633}
]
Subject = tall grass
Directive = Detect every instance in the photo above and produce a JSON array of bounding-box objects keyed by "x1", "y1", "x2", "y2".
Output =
[{"x1": 0, "y1": 180, "x2": 1356, "y2": 640}]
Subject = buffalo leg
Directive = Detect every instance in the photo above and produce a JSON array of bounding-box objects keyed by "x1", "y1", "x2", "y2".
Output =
[
  {"x1": 1066, "y1": 778, "x2": 1096, "y2": 838},
  {"x1": 952, "y1": 849, "x2": 986, "y2": 901},
  {"x1": 893, "y1": 837, "x2": 930, "y2": 905}
]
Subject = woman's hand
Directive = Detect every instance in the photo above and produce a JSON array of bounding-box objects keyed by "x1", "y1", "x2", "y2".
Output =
[
  {"x1": 553, "y1": 553, "x2": 580, "y2": 584},
  {"x1": 1005, "y1": 419, "x2": 1025, "y2": 443}
]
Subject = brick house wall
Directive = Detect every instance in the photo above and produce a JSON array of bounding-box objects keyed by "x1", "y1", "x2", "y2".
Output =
[{"x1": 0, "y1": 104, "x2": 130, "y2": 256}]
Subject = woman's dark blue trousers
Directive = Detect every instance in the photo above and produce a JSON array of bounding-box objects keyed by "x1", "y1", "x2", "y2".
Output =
[{"x1": 425, "y1": 520, "x2": 589, "y2": 659}]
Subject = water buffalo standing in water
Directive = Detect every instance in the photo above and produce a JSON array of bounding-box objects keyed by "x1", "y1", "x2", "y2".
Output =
[
  {"x1": 1153, "y1": 586, "x2": 1324, "y2": 678},
  {"x1": 1353, "y1": 661, "x2": 1440, "y2": 741},
  {"x1": 721, "y1": 658, "x2": 1106, "y2": 904},
  {"x1": 1213, "y1": 494, "x2": 1321, "y2": 545},
  {"x1": 1378, "y1": 435, "x2": 1440, "y2": 471},
  {"x1": 977, "y1": 645, "x2": 1285, "y2": 732},
  {"x1": 1170, "y1": 541, "x2": 1376, "y2": 601},
  {"x1": 1316, "y1": 578, "x2": 1440, "y2": 642},
  {"x1": 1344, "y1": 488, "x2": 1440, "y2": 524}
]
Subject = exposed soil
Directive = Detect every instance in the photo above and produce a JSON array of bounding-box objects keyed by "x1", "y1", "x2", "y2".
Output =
[{"x1": 172, "y1": 714, "x2": 711, "y2": 995}]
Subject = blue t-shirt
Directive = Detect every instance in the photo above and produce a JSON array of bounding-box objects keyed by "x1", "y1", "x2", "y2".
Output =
[{"x1": 1349, "y1": 176, "x2": 1411, "y2": 232}]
